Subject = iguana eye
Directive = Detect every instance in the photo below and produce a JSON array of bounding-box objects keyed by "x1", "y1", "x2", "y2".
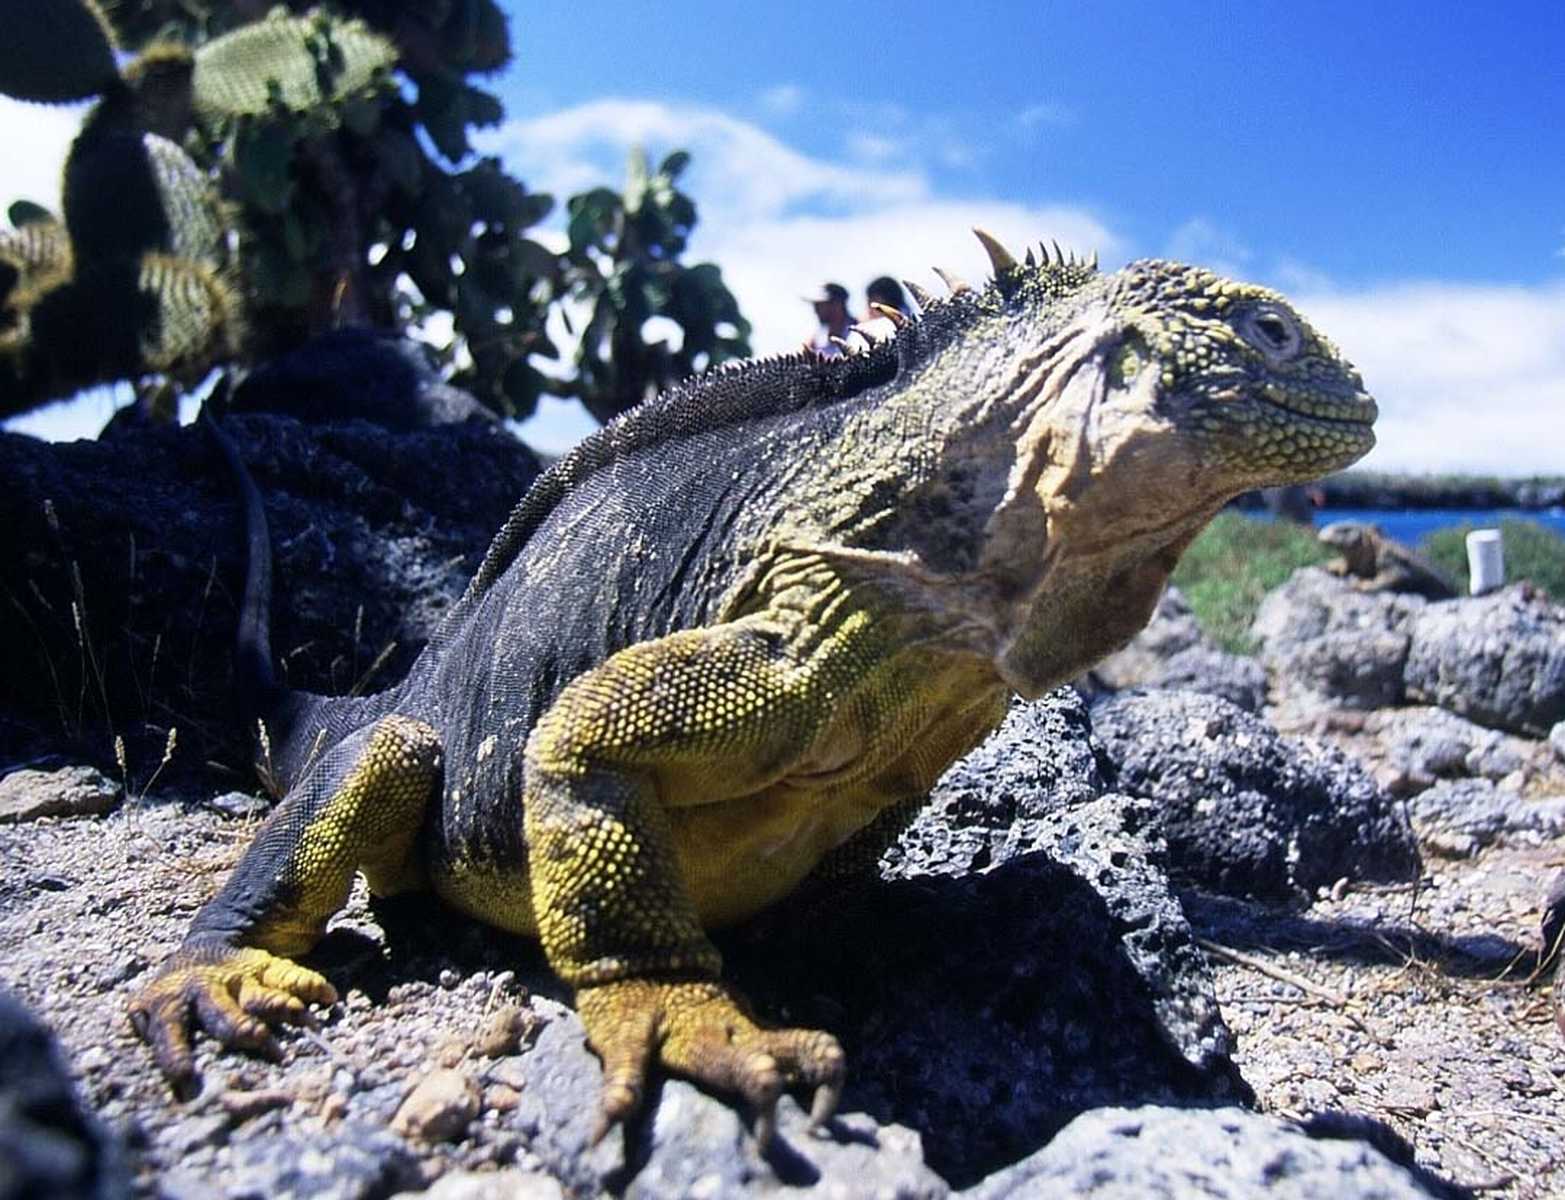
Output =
[{"x1": 1238, "y1": 304, "x2": 1301, "y2": 361}]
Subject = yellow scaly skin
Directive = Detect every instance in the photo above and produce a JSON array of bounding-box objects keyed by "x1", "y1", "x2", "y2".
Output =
[{"x1": 128, "y1": 236, "x2": 1377, "y2": 1143}]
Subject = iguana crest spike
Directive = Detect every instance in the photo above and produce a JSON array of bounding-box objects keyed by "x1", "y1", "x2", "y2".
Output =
[
  {"x1": 932, "y1": 267, "x2": 970, "y2": 295},
  {"x1": 973, "y1": 228, "x2": 1018, "y2": 279},
  {"x1": 869, "y1": 301, "x2": 908, "y2": 327},
  {"x1": 846, "y1": 326, "x2": 882, "y2": 351},
  {"x1": 902, "y1": 279, "x2": 935, "y2": 311},
  {"x1": 1050, "y1": 239, "x2": 1065, "y2": 267}
]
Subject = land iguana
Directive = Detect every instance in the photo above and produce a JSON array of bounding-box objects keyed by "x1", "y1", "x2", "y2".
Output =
[
  {"x1": 1318, "y1": 520, "x2": 1456, "y2": 599},
  {"x1": 128, "y1": 233, "x2": 1378, "y2": 1144}
]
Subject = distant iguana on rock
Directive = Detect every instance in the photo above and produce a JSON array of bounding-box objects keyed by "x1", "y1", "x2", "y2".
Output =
[
  {"x1": 128, "y1": 233, "x2": 1377, "y2": 1144},
  {"x1": 1318, "y1": 520, "x2": 1456, "y2": 599}
]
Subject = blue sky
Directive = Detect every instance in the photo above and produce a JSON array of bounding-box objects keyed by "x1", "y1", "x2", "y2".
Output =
[
  {"x1": 5, "y1": 1, "x2": 1563, "y2": 473},
  {"x1": 507, "y1": 0, "x2": 1565, "y2": 287}
]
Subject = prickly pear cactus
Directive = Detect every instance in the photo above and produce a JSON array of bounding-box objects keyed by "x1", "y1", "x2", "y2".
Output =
[
  {"x1": 0, "y1": 0, "x2": 236, "y2": 415},
  {"x1": 190, "y1": 10, "x2": 397, "y2": 119},
  {"x1": 1, "y1": 0, "x2": 749, "y2": 432},
  {"x1": 20, "y1": 252, "x2": 241, "y2": 397},
  {"x1": 0, "y1": 0, "x2": 120, "y2": 103},
  {"x1": 0, "y1": 212, "x2": 73, "y2": 294},
  {"x1": 65, "y1": 127, "x2": 225, "y2": 267}
]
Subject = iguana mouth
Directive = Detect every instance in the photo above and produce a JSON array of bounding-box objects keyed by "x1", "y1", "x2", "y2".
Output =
[{"x1": 1256, "y1": 381, "x2": 1378, "y2": 427}]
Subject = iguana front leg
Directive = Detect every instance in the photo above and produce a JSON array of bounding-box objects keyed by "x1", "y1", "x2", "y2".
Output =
[
  {"x1": 129, "y1": 714, "x2": 441, "y2": 1096},
  {"x1": 524, "y1": 609, "x2": 870, "y2": 1143}
]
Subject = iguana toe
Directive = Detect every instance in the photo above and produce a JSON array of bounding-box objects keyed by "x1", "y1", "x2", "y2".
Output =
[
  {"x1": 577, "y1": 978, "x2": 844, "y2": 1146},
  {"x1": 128, "y1": 943, "x2": 336, "y2": 1097}
]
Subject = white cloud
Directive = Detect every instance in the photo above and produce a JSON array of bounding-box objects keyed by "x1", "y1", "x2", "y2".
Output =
[
  {"x1": 699, "y1": 203, "x2": 1120, "y2": 357},
  {"x1": 8, "y1": 94, "x2": 1558, "y2": 481},
  {"x1": 0, "y1": 95, "x2": 89, "y2": 222},
  {"x1": 1164, "y1": 217, "x2": 1252, "y2": 280},
  {"x1": 478, "y1": 98, "x2": 929, "y2": 230},
  {"x1": 490, "y1": 100, "x2": 1120, "y2": 452},
  {"x1": 758, "y1": 84, "x2": 804, "y2": 118},
  {"x1": 480, "y1": 99, "x2": 1119, "y2": 346},
  {"x1": 5, "y1": 384, "x2": 133, "y2": 442},
  {"x1": 844, "y1": 130, "x2": 904, "y2": 166},
  {"x1": 1295, "y1": 281, "x2": 1565, "y2": 475}
]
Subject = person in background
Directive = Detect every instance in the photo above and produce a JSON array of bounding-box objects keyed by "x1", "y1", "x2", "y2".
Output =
[
  {"x1": 806, "y1": 282, "x2": 856, "y2": 355},
  {"x1": 866, "y1": 275, "x2": 911, "y2": 318}
]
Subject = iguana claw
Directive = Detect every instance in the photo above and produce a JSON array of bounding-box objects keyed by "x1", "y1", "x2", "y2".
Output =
[
  {"x1": 577, "y1": 978, "x2": 845, "y2": 1148},
  {"x1": 127, "y1": 942, "x2": 336, "y2": 1098}
]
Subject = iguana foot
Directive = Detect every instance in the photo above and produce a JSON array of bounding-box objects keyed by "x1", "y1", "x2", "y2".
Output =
[
  {"x1": 127, "y1": 943, "x2": 337, "y2": 1099},
  {"x1": 577, "y1": 978, "x2": 844, "y2": 1147}
]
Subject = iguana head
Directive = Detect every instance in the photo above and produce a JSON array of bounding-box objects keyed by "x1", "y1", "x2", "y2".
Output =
[
  {"x1": 1095, "y1": 256, "x2": 1376, "y2": 486},
  {"x1": 855, "y1": 232, "x2": 1378, "y2": 693}
]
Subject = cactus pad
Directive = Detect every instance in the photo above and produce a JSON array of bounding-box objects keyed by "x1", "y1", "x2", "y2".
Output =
[
  {"x1": 67, "y1": 127, "x2": 223, "y2": 267},
  {"x1": 0, "y1": 0, "x2": 120, "y2": 103},
  {"x1": 191, "y1": 9, "x2": 398, "y2": 120},
  {"x1": 136, "y1": 252, "x2": 244, "y2": 371}
]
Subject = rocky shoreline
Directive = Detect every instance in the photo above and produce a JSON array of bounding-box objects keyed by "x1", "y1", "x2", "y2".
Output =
[
  {"x1": 1234, "y1": 474, "x2": 1565, "y2": 514},
  {"x1": 2, "y1": 414, "x2": 1562, "y2": 1198}
]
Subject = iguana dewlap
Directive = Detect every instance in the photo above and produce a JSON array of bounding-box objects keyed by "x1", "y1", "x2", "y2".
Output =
[{"x1": 129, "y1": 234, "x2": 1377, "y2": 1145}]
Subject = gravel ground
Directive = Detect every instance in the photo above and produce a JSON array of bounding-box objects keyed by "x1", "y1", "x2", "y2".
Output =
[
  {"x1": 1195, "y1": 842, "x2": 1564, "y2": 1199},
  {"x1": 2, "y1": 767, "x2": 1561, "y2": 1197}
]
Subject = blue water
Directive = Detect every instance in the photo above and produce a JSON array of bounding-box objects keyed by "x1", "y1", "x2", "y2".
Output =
[{"x1": 1316, "y1": 507, "x2": 1565, "y2": 547}]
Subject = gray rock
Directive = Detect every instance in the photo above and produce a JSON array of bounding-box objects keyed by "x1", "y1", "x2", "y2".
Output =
[
  {"x1": 208, "y1": 791, "x2": 271, "y2": 819},
  {"x1": 1408, "y1": 778, "x2": 1565, "y2": 858},
  {"x1": 1279, "y1": 628, "x2": 1412, "y2": 710},
  {"x1": 1252, "y1": 567, "x2": 1425, "y2": 659},
  {"x1": 159, "y1": 1112, "x2": 230, "y2": 1155},
  {"x1": 1092, "y1": 690, "x2": 1420, "y2": 899},
  {"x1": 886, "y1": 689, "x2": 1107, "y2": 877},
  {"x1": 1251, "y1": 568, "x2": 1424, "y2": 709},
  {"x1": 0, "y1": 987, "x2": 126, "y2": 1200},
  {"x1": 786, "y1": 791, "x2": 1245, "y2": 1184},
  {"x1": 0, "y1": 765, "x2": 121, "y2": 824},
  {"x1": 1404, "y1": 584, "x2": 1565, "y2": 736},
  {"x1": 1375, "y1": 707, "x2": 1536, "y2": 796},
  {"x1": 0, "y1": 414, "x2": 542, "y2": 772},
  {"x1": 503, "y1": 1004, "x2": 949, "y2": 1200},
  {"x1": 215, "y1": 1123, "x2": 418, "y2": 1200},
  {"x1": 229, "y1": 328, "x2": 498, "y2": 430},
  {"x1": 961, "y1": 1105, "x2": 1464, "y2": 1199},
  {"x1": 1151, "y1": 646, "x2": 1268, "y2": 712},
  {"x1": 390, "y1": 1171, "x2": 566, "y2": 1200},
  {"x1": 1550, "y1": 719, "x2": 1565, "y2": 764}
]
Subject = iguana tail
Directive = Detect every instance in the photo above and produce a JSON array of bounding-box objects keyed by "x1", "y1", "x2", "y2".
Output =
[
  {"x1": 200, "y1": 401, "x2": 284, "y2": 715},
  {"x1": 202, "y1": 403, "x2": 399, "y2": 793}
]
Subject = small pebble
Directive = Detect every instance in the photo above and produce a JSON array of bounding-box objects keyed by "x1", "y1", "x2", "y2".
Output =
[
  {"x1": 483, "y1": 1083, "x2": 522, "y2": 1113},
  {"x1": 475, "y1": 1004, "x2": 540, "y2": 1059},
  {"x1": 392, "y1": 1069, "x2": 480, "y2": 1143},
  {"x1": 218, "y1": 1089, "x2": 293, "y2": 1123}
]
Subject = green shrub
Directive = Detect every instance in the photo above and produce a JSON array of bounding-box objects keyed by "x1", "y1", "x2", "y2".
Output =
[
  {"x1": 1170, "y1": 512, "x2": 1330, "y2": 652},
  {"x1": 1421, "y1": 518, "x2": 1565, "y2": 598}
]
